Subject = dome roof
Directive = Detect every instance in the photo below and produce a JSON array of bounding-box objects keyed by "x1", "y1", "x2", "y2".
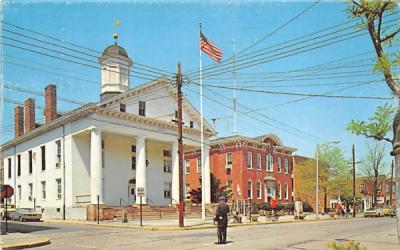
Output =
[{"x1": 101, "y1": 44, "x2": 129, "y2": 58}]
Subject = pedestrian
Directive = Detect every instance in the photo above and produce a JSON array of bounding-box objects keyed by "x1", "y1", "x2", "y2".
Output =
[{"x1": 214, "y1": 196, "x2": 230, "y2": 245}]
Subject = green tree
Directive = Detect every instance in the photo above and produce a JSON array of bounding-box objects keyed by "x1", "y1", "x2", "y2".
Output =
[
  {"x1": 318, "y1": 146, "x2": 351, "y2": 210},
  {"x1": 347, "y1": 0, "x2": 400, "y2": 234},
  {"x1": 189, "y1": 174, "x2": 231, "y2": 204}
]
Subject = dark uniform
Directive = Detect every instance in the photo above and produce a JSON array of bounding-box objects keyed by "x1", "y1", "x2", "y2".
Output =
[{"x1": 215, "y1": 201, "x2": 230, "y2": 244}]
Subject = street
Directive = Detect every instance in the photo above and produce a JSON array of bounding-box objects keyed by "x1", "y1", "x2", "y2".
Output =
[{"x1": 4, "y1": 217, "x2": 398, "y2": 250}]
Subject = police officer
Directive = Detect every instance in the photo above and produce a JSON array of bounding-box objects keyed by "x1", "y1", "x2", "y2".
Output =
[{"x1": 214, "y1": 196, "x2": 230, "y2": 244}]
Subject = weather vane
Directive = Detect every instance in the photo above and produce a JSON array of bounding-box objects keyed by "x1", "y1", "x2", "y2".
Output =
[{"x1": 113, "y1": 19, "x2": 122, "y2": 44}]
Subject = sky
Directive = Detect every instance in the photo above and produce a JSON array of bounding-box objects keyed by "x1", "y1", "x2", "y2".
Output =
[{"x1": 0, "y1": 0, "x2": 398, "y2": 173}]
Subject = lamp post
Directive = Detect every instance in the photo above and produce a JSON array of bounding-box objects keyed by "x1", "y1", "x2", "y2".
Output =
[{"x1": 316, "y1": 140, "x2": 340, "y2": 220}]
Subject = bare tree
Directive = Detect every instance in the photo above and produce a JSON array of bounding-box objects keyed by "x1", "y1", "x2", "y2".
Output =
[{"x1": 361, "y1": 141, "x2": 387, "y2": 206}]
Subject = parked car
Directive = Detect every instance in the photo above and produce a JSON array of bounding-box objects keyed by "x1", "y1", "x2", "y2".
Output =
[
  {"x1": 390, "y1": 208, "x2": 396, "y2": 218},
  {"x1": 0, "y1": 204, "x2": 15, "y2": 218},
  {"x1": 8, "y1": 208, "x2": 42, "y2": 222},
  {"x1": 364, "y1": 207, "x2": 384, "y2": 217}
]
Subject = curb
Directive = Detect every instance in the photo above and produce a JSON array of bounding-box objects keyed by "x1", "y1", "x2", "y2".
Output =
[
  {"x1": 1, "y1": 238, "x2": 51, "y2": 250},
  {"x1": 43, "y1": 216, "x2": 358, "y2": 231}
]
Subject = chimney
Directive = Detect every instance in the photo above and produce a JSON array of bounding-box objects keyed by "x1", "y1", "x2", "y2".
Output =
[
  {"x1": 14, "y1": 106, "x2": 24, "y2": 138},
  {"x1": 45, "y1": 84, "x2": 57, "y2": 123},
  {"x1": 24, "y1": 98, "x2": 35, "y2": 133}
]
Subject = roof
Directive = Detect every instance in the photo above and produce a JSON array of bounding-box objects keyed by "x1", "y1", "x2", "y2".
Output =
[
  {"x1": 101, "y1": 44, "x2": 129, "y2": 58},
  {"x1": 1, "y1": 77, "x2": 216, "y2": 151},
  {"x1": 211, "y1": 134, "x2": 296, "y2": 152},
  {"x1": 252, "y1": 134, "x2": 284, "y2": 146}
]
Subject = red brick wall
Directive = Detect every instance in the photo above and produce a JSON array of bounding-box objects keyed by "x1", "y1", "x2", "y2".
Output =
[
  {"x1": 45, "y1": 84, "x2": 57, "y2": 123},
  {"x1": 14, "y1": 106, "x2": 24, "y2": 138},
  {"x1": 24, "y1": 98, "x2": 35, "y2": 133},
  {"x1": 185, "y1": 141, "x2": 294, "y2": 205}
]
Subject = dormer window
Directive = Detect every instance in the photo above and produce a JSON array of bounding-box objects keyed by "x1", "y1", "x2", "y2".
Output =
[
  {"x1": 139, "y1": 101, "x2": 146, "y2": 116},
  {"x1": 120, "y1": 103, "x2": 126, "y2": 112}
]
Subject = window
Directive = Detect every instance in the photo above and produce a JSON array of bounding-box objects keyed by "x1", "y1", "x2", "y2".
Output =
[
  {"x1": 28, "y1": 150, "x2": 33, "y2": 174},
  {"x1": 129, "y1": 178, "x2": 136, "y2": 185},
  {"x1": 190, "y1": 121, "x2": 194, "y2": 128},
  {"x1": 360, "y1": 183, "x2": 365, "y2": 193},
  {"x1": 163, "y1": 159, "x2": 172, "y2": 173},
  {"x1": 41, "y1": 181, "x2": 46, "y2": 199},
  {"x1": 247, "y1": 152, "x2": 253, "y2": 169},
  {"x1": 266, "y1": 154, "x2": 273, "y2": 172},
  {"x1": 163, "y1": 150, "x2": 172, "y2": 157},
  {"x1": 284, "y1": 183, "x2": 289, "y2": 200},
  {"x1": 131, "y1": 145, "x2": 136, "y2": 153},
  {"x1": 28, "y1": 183, "x2": 33, "y2": 201},
  {"x1": 56, "y1": 179, "x2": 62, "y2": 199},
  {"x1": 277, "y1": 183, "x2": 282, "y2": 200},
  {"x1": 227, "y1": 180, "x2": 233, "y2": 196},
  {"x1": 8, "y1": 158, "x2": 12, "y2": 179},
  {"x1": 17, "y1": 154, "x2": 21, "y2": 176},
  {"x1": 226, "y1": 153, "x2": 232, "y2": 168},
  {"x1": 284, "y1": 159, "x2": 289, "y2": 174},
  {"x1": 131, "y1": 156, "x2": 136, "y2": 170},
  {"x1": 55, "y1": 140, "x2": 62, "y2": 168},
  {"x1": 277, "y1": 157, "x2": 282, "y2": 172},
  {"x1": 186, "y1": 184, "x2": 191, "y2": 199},
  {"x1": 256, "y1": 153, "x2": 261, "y2": 170},
  {"x1": 174, "y1": 110, "x2": 178, "y2": 120},
  {"x1": 120, "y1": 103, "x2": 126, "y2": 112},
  {"x1": 164, "y1": 182, "x2": 171, "y2": 198},
  {"x1": 139, "y1": 101, "x2": 146, "y2": 116},
  {"x1": 197, "y1": 157, "x2": 202, "y2": 173},
  {"x1": 18, "y1": 185, "x2": 21, "y2": 200},
  {"x1": 257, "y1": 181, "x2": 262, "y2": 199},
  {"x1": 41, "y1": 145, "x2": 46, "y2": 171},
  {"x1": 247, "y1": 180, "x2": 253, "y2": 199},
  {"x1": 185, "y1": 160, "x2": 190, "y2": 174}
]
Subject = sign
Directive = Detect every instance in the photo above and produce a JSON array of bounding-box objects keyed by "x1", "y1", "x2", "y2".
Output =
[
  {"x1": 137, "y1": 187, "x2": 145, "y2": 197},
  {"x1": 0, "y1": 185, "x2": 14, "y2": 199},
  {"x1": 376, "y1": 197, "x2": 385, "y2": 204}
]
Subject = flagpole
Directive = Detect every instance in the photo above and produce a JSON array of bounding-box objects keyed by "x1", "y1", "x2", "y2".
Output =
[{"x1": 199, "y1": 23, "x2": 206, "y2": 222}]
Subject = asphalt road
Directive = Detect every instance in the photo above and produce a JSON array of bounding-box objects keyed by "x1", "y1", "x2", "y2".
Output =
[{"x1": 4, "y1": 217, "x2": 399, "y2": 250}]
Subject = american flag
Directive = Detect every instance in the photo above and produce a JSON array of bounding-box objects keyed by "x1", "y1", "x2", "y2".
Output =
[{"x1": 200, "y1": 32, "x2": 223, "y2": 62}]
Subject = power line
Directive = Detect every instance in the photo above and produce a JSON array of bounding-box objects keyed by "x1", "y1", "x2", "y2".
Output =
[
  {"x1": 236, "y1": 0, "x2": 321, "y2": 56},
  {"x1": 190, "y1": 82, "x2": 393, "y2": 100},
  {"x1": 0, "y1": 20, "x2": 173, "y2": 76},
  {"x1": 189, "y1": 18, "x2": 400, "y2": 80}
]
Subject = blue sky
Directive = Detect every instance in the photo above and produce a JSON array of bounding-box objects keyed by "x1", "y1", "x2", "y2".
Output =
[{"x1": 0, "y1": 1, "x2": 398, "y2": 173}]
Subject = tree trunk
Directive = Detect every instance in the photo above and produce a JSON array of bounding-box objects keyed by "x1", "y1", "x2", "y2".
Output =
[
  {"x1": 324, "y1": 191, "x2": 327, "y2": 213},
  {"x1": 365, "y1": 13, "x2": 400, "y2": 240}
]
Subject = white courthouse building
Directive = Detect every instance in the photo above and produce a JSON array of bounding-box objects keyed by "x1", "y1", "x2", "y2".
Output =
[{"x1": 2, "y1": 38, "x2": 215, "y2": 220}]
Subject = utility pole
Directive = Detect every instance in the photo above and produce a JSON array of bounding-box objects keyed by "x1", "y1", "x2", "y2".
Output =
[
  {"x1": 177, "y1": 62, "x2": 184, "y2": 227},
  {"x1": 232, "y1": 37, "x2": 237, "y2": 135},
  {"x1": 390, "y1": 159, "x2": 394, "y2": 207},
  {"x1": 352, "y1": 144, "x2": 356, "y2": 218}
]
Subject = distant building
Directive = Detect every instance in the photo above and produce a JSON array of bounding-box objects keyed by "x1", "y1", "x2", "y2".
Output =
[
  {"x1": 292, "y1": 155, "x2": 327, "y2": 212},
  {"x1": 185, "y1": 134, "x2": 296, "y2": 205},
  {"x1": 0, "y1": 150, "x2": 3, "y2": 186},
  {"x1": 2, "y1": 36, "x2": 215, "y2": 220},
  {"x1": 360, "y1": 175, "x2": 395, "y2": 210}
]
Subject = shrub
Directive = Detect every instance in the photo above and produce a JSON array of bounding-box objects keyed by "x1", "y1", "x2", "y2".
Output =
[
  {"x1": 327, "y1": 240, "x2": 366, "y2": 250},
  {"x1": 303, "y1": 202, "x2": 313, "y2": 212}
]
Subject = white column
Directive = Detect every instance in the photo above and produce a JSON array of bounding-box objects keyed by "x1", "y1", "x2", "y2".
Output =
[
  {"x1": 135, "y1": 136, "x2": 147, "y2": 204},
  {"x1": 90, "y1": 127, "x2": 103, "y2": 204},
  {"x1": 204, "y1": 144, "x2": 211, "y2": 204},
  {"x1": 171, "y1": 141, "x2": 179, "y2": 204}
]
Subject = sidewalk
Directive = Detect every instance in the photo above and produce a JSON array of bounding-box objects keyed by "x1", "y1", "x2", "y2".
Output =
[
  {"x1": 0, "y1": 233, "x2": 50, "y2": 249},
  {"x1": 43, "y1": 213, "x2": 343, "y2": 230}
]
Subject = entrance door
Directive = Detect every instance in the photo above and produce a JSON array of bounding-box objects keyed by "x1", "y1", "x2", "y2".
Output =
[{"x1": 128, "y1": 178, "x2": 136, "y2": 204}]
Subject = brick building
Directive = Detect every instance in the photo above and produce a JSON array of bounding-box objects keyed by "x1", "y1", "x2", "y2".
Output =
[
  {"x1": 185, "y1": 134, "x2": 296, "y2": 205},
  {"x1": 360, "y1": 175, "x2": 395, "y2": 210}
]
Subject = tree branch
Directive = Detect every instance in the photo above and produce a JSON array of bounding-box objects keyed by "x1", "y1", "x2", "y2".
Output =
[
  {"x1": 377, "y1": 3, "x2": 388, "y2": 41},
  {"x1": 358, "y1": 132, "x2": 393, "y2": 143},
  {"x1": 381, "y1": 28, "x2": 400, "y2": 42}
]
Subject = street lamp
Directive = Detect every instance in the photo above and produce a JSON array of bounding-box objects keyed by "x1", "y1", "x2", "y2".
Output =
[{"x1": 316, "y1": 140, "x2": 340, "y2": 220}]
